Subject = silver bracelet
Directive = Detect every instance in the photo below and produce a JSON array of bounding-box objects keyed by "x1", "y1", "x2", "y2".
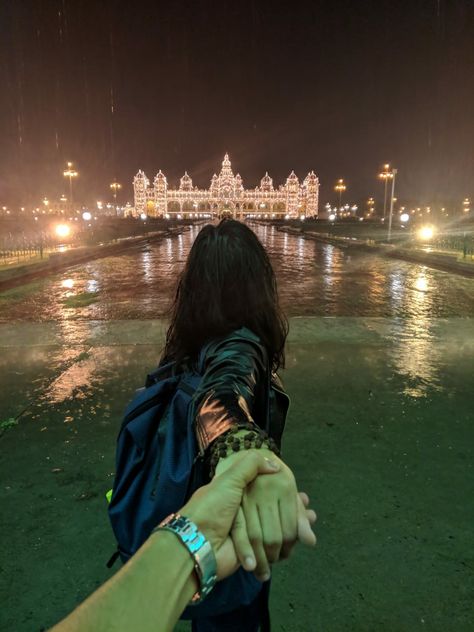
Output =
[{"x1": 152, "y1": 513, "x2": 217, "y2": 604}]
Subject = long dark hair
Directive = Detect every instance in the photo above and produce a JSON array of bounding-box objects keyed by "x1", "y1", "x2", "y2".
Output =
[{"x1": 161, "y1": 219, "x2": 288, "y2": 372}]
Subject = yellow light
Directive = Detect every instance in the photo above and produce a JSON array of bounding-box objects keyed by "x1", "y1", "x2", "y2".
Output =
[
  {"x1": 418, "y1": 225, "x2": 435, "y2": 241},
  {"x1": 55, "y1": 224, "x2": 71, "y2": 238}
]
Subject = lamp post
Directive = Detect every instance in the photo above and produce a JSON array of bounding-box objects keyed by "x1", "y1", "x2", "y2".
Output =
[
  {"x1": 387, "y1": 167, "x2": 398, "y2": 242},
  {"x1": 63, "y1": 162, "x2": 78, "y2": 209},
  {"x1": 378, "y1": 164, "x2": 393, "y2": 220},
  {"x1": 110, "y1": 181, "x2": 122, "y2": 216},
  {"x1": 334, "y1": 179, "x2": 346, "y2": 215}
]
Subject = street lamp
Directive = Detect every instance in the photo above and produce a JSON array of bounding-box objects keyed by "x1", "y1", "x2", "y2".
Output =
[
  {"x1": 110, "y1": 181, "x2": 122, "y2": 216},
  {"x1": 386, "y1": 166, "x2": 398, "y2": 242},
  {"x1": 63, "y1": 162, "x2": 78, "y2": 207},
  {"x1": 378, "y1": 164, "x2": 394, "y2": 220},
  {"x1": 462, "y1": 198, "x2": 470, "y2": 214},
  {"x1": 334, "y1": 179, "x2": 346, "y2": 214}
]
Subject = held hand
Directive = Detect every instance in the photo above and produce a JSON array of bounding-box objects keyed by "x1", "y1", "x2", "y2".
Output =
[
  {"x1": 216, "y1": 449, "x2": 317, "y2": 581},
  {"x1": 180, "y1": 451, "x2": 281, "y2": 579}
]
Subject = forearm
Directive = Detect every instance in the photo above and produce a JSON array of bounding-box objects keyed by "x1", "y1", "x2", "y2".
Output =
[{"x1": 50, "y1": 531, "x2": 197, "y2": 632}]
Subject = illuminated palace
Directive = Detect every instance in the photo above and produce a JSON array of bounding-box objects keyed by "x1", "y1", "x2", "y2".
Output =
[{"x1": 133, "y1": 154, "x2": 319, "y2": 219}]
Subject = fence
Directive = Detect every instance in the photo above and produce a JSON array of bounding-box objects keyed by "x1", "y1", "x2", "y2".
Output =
[{"x1": 430, "y1": 233, "x2": 474, "y2": 260}]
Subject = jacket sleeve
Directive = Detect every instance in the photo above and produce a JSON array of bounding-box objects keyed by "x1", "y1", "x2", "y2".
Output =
[{"x1": 192, "y1": 334, "x2": 268, "y2": 454}]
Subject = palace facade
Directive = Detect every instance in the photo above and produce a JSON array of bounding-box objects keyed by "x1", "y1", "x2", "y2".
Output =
[{"x1": 133, "y1": 154, "x2": 319, "y2": 219}]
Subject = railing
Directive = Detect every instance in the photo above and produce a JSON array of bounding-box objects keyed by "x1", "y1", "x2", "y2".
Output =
[
  {"x1": 429, "y1": 234, "x2": 474, "y2": 259},
  {"x1": 0, "y1": 235, "x2": 60, "y2": 267}
]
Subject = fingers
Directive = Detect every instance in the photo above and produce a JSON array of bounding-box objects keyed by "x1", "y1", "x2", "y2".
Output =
[
  {"x1": 298, "y1": 491, "x2": 309, "y2": 507},
  {"x1": 279, "y1": 494, "x2": 298, "y2": 560},
  {"x1": 296, "y1": 493, "x2": 317, "y2": 547},
  {"x1": 243, "y1": 495, "x2": 271, "y2": 582},
  {"x1": 231, "y1": 507, "x2": 256, "y2": 571},
  {"x1": 259, "y1": 503, "x2": 283, "y2": 564},
  {"x1": 217, "y1": 452, "x2": 281, "y2": 490},
  {"x1": 298, "y1": 491, "x2": 317, "y2": 524}
]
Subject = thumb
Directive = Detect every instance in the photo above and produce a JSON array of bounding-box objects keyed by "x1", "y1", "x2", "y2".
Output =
[{"x1": 217, "y1": 451, "x2": 281, "y2": 492}]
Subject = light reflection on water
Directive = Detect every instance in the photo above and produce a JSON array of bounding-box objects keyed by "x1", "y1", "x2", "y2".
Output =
[{"x1": 1, "y1": 223, "x2": 473, "y2": 401}]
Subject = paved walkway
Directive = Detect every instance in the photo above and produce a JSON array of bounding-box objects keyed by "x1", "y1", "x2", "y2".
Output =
[{"x1": 1, "y1": 317, "x2": 473, "y2": 631}]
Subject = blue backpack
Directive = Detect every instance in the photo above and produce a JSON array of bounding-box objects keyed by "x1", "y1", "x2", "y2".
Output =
[{"x1": 106, "y1": 335, "x2": 270, "y2": 619}]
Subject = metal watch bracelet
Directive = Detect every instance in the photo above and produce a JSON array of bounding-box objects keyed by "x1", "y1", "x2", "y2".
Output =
[{"x1": 152, "y1": 513, "x2": 217, "y2": 604}]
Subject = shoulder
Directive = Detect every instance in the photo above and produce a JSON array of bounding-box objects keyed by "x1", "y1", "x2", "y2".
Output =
[{"x1": 204, "y1": 326, "x2": 268, "y2": 368}]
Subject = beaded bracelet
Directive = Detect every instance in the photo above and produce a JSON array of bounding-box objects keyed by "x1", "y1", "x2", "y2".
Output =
[{"x1": 209, "y1": 422, "x2": 280, "y2": 477}]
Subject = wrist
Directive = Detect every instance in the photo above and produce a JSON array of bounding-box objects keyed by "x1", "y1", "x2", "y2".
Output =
[
  {"x1": 210, "y1": 425, "x2": 280, "y2": 477},
  {"x1": 153, "y1": 513, "x2": 217, "y2": 604}
]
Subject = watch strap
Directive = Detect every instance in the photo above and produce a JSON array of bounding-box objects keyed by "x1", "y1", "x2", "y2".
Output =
[{"x1": 153, "y1": 513, "x2": 217, "y2": 604}]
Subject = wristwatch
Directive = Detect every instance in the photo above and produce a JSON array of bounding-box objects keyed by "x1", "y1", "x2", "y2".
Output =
[{"x1": 153, "y1": 513, "x2": 217, "y2": 604}]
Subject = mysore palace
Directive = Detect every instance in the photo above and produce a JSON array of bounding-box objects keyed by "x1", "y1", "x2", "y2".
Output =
[{"x1": 133, "y1": 154, "x2": 319, "y2": 219}]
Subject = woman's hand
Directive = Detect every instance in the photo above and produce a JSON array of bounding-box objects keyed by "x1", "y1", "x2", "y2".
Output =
[
  {"x1": 215, "y1": 448, "x2": 317, "y2": 582},
  {"x1": 180, "y1": 451, "x2": 281, "y2": 579}
]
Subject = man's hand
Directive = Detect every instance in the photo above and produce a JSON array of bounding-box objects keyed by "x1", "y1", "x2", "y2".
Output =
[{"x1": 180, "y1": 451, "x2": 282, "y2": 578}]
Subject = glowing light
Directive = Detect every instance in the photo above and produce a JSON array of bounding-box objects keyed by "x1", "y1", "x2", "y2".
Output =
[
  {"x1": 400, "y1": 213, "x2": 410, "y2": 223},
  {"x1": 418, "y1": 225, "x2": 435, "y2": 241},
  {"x1": 55, "y1": 224, "x2": 71, "y2": 238},
  {"x1": 133, "y1": 155, "x2": 320, "y2": 220},
  {"x1": 328, "y1": 213, "x2": 336, "y2": 221},
  {"x1": 82, "y1": 211, "x2": 92, "y2": 221},
  {"x1": 140, "y1": 213, "x2": 147, "y2": 220}
]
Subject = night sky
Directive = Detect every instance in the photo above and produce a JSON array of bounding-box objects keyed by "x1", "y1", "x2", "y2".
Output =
[{"x1": 1, "y1": 0, "x2": 473, "y2": 208}]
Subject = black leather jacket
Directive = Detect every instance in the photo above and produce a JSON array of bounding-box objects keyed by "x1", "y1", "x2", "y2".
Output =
[{"x1": 192, "y1": 327, "x2": 290, "y2": 455}]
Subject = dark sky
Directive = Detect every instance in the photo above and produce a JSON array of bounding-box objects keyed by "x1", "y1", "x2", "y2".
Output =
[{"x1": 1, "y1": 0, "x2": 473, "y2": 207}]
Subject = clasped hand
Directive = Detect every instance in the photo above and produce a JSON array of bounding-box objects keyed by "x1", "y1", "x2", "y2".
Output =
[{"x1": 215, "y1": 448, "x2": 317, "y2": 581}]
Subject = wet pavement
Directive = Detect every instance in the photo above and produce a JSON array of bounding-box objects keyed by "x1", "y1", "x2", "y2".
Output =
[{"x1": 0, "y1": 223, "x2": 473, "y2": 631}]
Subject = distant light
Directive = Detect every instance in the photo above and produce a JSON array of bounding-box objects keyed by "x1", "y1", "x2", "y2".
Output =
[
  {"x1": 140, "y1": 213, "x2": 147, "y2": 220},
  {"x1": 177, "y1": 214, "x2": 182, "y2": 219},
  {"x1": 82, "y1": 211, "x2": 92, "y2": 221},
  {"x1": 400, "y1": 213, "x2": 410, "y2": 223},
  {"x1": 55, "y1": 224, "x2": 71, "y2": 238},
  {"x1": 285, "y1": 214, "x2": 290, "y2": 220},
  {"x1": 300, "y1": 215, "x2": 306, "y2": 221},
  {"x1": 165, "y1": 213, "x2": 170, "y2": 219},
  {"x1": 359, "y1": 217, "x2": 364, "y2": 221},
  {"x1": 351, "y1": 205, "x2": 358, "y2": 211},
  {"x1": 418, "y1": 225, "x2": 435, "y2": 241},
  {"x1": 328, "y1": 213, "x2": 336, "y2": 221}
]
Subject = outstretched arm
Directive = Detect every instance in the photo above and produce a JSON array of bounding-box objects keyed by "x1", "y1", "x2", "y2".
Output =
[{"x1": 50, "y1": 454, "x2": 290, "y2": 632}]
